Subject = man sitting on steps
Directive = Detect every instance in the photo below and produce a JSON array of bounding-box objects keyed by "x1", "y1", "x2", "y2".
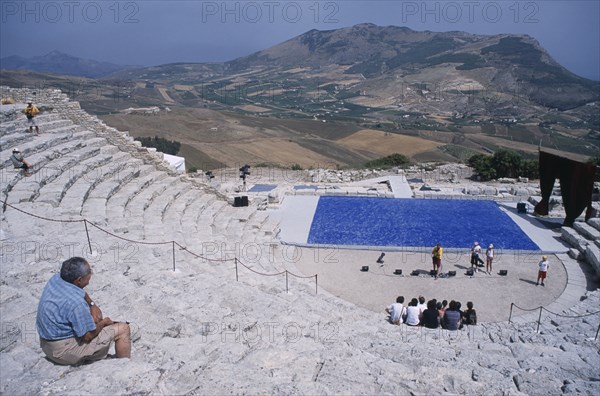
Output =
[
  {"x1": 36, "y1": 257, "x2": 131, "y2": 365},
  {"x1": 10, "y1": 148, "x2": 32, "y2": 177}
]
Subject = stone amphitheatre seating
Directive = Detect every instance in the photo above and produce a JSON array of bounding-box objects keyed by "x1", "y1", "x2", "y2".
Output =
[{"x1": 1, "y1": 87, "x2": 599, "y2": 394}]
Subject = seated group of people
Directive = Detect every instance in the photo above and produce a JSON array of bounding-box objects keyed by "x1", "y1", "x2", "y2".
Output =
[{"x1": 385, "y1": 295, "x2": 477, "y2": 330}]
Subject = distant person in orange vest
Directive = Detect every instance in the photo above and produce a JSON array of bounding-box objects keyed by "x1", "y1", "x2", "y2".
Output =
[{"x1": 24, "y1": 99, "x2": 40, "y2": 134}]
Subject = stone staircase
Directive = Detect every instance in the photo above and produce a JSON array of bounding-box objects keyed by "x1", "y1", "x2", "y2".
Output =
[
  {"x1": 561, "y1": 218, "x2": 600, "y2": 277},
  {"x1": 1, "y1": 87, "x2": 598, "y2": 395}
]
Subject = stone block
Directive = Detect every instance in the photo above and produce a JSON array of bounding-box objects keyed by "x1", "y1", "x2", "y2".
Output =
[
  {"x1": 585, "y1": 244, "x2": 600, "y2": 277},
  {"x1": 528, "y1": 196, "x2": 541, "y2": 206},
  {"x1": 573, "y1": 221, "x2": 600, "y2": 241},
  {"x1": 567, "y1": 248, "x2": 582, "y2": 260},
  {"x1": 561, "y1": 227, "x2": 589, "y2": 253},
  {"x1": 588, "y1": 218, "x2": 600, "y2": 232}
]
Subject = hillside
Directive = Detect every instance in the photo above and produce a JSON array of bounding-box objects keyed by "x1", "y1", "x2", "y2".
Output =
[
  {"x1": 226, "y1": 24, "x2": 599, "y2": 110},
  {"x1": 1, "y1": 24, "x2": 599, "y2": 167}
]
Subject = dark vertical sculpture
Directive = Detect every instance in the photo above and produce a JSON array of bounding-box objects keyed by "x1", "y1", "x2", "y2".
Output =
[{"x1": 534, "y1": 150, "x2": 596, "y2": 226}]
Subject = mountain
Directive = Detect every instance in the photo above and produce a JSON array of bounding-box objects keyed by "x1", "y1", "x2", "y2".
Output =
[
  {"x1": 0, "y1": 50, "x2": 131, "y2": 78},
  {"x1": 226, "y1": 23, "x2": 599, "y2": 110},
  {"x1": 2, "y1": 24, "x2": 598, "y2": 163}
]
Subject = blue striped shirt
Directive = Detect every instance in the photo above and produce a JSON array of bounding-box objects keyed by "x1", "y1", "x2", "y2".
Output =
[{"x1": 36, "y1": 274, "x2": 96, "y2": 340}]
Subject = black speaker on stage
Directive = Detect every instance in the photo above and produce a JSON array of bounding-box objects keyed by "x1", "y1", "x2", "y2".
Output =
[
  {"x1": 447, "y1": 271, "x2": 456, "y2": 277},
  {"x1": 233, "y1": 197, "x2": 242, "y2": 207},
  {"x1": 517, "y1": 202, "x2": 527, "y2": 213},
  {"x1": 499, "y1": 270, "x2": 508, "y2": 276},
  {"x1": 361, "y1": 266, "x2": 369, "y2": 272},
  {"x1": 394, "y1": 269, "x2": 402, "y2": 275},
  {"x1": 429, "y1": 269, "x2": 438, "y2": 277},
  {"x1": 466, "y1": 268, "x2": 474, "y2": 276},
  {"x1": 241, "y1": 196, "x2": 249, "y2": 207},
  {"x1": 411, "y1": 270, "x2": 419, "y2": 276}
]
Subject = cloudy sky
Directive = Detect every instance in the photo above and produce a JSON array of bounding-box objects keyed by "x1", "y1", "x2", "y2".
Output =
[{"x1": 1, "y1": 0, "x2": 599, "y2": 80}]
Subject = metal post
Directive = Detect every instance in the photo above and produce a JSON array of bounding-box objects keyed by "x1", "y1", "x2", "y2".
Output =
[
  {"x1": 595, "y1": 323, "x2": 599, "y2": 341},
  {"x1": 285, "y1": 271, "x2": 289, "y2": 293},
  {"x1": 84, "y1": 220, "x2": 92, "y2": 254},
  {"x1": 537, "y1": 307, "x2": 543, "y2": 333},
  {"x1": 235, "y1": 258, "x2": 239, "y2": 282},
  {"x1": 509, "y1": 303, "x2": 514, "y2": 323},
  {"x1": 315, "y1": 274, "x2": 318, "y2": 294},
  {"x1": 172, "y1": 241, "x2": 175, "y2": 272}
]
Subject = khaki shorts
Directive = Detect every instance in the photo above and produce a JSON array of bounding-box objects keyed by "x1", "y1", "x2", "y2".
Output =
[{"x1": 40, "y1": 326, "x2": 116, "y2": 365}]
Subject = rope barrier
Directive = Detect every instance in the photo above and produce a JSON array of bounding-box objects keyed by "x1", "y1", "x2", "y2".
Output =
[
  {"x1": 174, "y1": 242, "x2": 235, "y2": 263},
  {"x1": 509, "y1": 302, "x2": 600, "y2": 336},
  {"x1": 3, "y1": 199, "x2": 318, "y2": 293},
  {"x1": 2, "y1": 200, "x2": 83, "y2": 223},
  {"x1": 541, "y1": 307, "x2": 600, "y2": 318},
  {"x1": 510, "y1": 303, "x2": 544, "y2": 313},
  {"x1": 86, "y1": 221, "x2": 172, "y2": 246}
]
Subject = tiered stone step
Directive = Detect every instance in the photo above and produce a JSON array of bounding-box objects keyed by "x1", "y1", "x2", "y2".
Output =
[
  {"x1": 212, "y1": 202, "x2": 254, "y2": 238},
  {"x1": 81, "y1": 158, "x2": 152, "y2": 225},
  {"x1": 179, "y1": 193, "x2": 219, "y2": 247},
  {"x1": 34, "y1": 143, "x2": 122, "y2": 208},
  {"x1": 113, "y1": 175, "x2": 180, "y2": 240},
  {"x1": 161, "y1": 187, "x2": 206, "y2": 243},
  {"x1": 562, "y1": 219, "x2": 600, "y2": 276},
  {"x1": 0, "y1": 113, "x2": 65, "y2": 136},
  {"x1": 5, "y1": 133, "x2": 103, "y2": 204},
  {"x1": 0, "y1": 127, "x2": 82, "y2": 171},
  {"x1": 105, "y1": 169, "x2": 169, "y2": 237},
  {"x1": 142, "y1": 179, "x2": 193, "y2": 241},
  {"x1": 194, "y1": 198, "x2": 229, "y2": 241},
  {"x1": 56, "y1": 151, "x2": 133, "y2": 216}
]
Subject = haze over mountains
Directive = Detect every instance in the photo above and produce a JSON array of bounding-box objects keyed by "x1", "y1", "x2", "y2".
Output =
[
  {"x1": 0, "y1": 50, "x2": 131, "y2": 78},
  {"x1": 1, "y1": 24, "x2": 598, "y2": 168}
]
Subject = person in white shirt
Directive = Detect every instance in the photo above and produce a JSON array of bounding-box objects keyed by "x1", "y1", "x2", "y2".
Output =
[
  {"x1": 536, "y1": 256, "x2": 550, "y2": 286},
  {"x1": 404, "y1": 298, "x2": 421, "y2": 326},
  {"x1": 470, "y1": 241, "x2": 484, "y2": 270},
  {"x1": 485, "y1": 244, "x2": 494, "y2": 274},
  {"x1": 385, "y1": 296, "x2": 405, "y2": 325}
]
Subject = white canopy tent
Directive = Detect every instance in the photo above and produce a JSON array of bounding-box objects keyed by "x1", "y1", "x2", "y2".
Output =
[{"x1": 163, "y1": 153, "x2": 186, "y2": 173}]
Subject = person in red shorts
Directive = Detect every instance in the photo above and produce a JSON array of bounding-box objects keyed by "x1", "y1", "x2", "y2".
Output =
[{"x1": 536, "y1": 255, "x2": 549, "y2": 286}]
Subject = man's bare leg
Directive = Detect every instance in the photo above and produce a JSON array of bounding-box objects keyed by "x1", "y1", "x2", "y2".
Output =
[{"x1": 113, "y1": 322, "x2": 131, "y2": 358}]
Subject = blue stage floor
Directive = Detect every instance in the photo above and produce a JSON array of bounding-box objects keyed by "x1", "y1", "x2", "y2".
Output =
[{"x1": 307, "y1": 196, "x2": 540, "y2": 250}]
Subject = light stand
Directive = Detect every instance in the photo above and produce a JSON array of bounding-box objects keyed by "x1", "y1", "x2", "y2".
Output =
[{"x1": 239, "y1": 165, "x2": 251, "y2": 192}]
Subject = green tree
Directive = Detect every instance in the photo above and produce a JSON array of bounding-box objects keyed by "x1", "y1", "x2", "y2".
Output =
[
  {"x1": 134, "y1": 136, "x2": 181, "y2": 155},
  {"x1": 364, "y1": 153, "x2": 410, "y2": 169},
  {"x1": 468, "y1": 154, "x2": 496, "y2": 181},
  {"x1": 519, "y1": 159, "x2": 539, "y2": 179},
  {"x1": 491, "y1": 150, "x2": 522, "y2": 178}
]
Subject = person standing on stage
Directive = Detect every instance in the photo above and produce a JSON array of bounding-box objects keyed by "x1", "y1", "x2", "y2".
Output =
[
  {"x1": 536, "y1": 255, "x2": 550, "y2": 286},
  {"x1": 431, "y1": 243, "x2": 442, "y2": 279},
  {"x1": 485, "y1": 244, "x2": 494, "y2": 275}
]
